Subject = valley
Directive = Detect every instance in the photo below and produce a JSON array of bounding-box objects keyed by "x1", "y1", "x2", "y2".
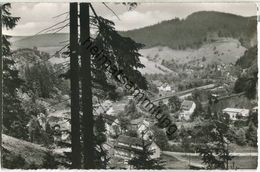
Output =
[{"x1": 2, "y1": 8, "x2": 258, "y2": 170}]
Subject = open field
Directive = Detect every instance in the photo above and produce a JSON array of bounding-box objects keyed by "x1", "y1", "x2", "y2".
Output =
[
  {"x1": 163, "y1": 151, "x2": 258, "y2": 169},
  {"x1": 179, "y1": 155, "x2": 257, "y2": 169},
  {"x1": 140, "y1": 38, "x2": 246, "y2": 65},
  {"x1": 162, "y1": 154, "x2": 190, "y2": 169}
]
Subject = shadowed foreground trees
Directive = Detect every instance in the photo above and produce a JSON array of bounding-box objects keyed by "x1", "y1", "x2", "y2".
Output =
[
  {"x1": 1, "y1": 3, "x2": 30, "y2": 140},
  {"x1": 66, "y1": 2, "x2": 148, "y2": 169}
]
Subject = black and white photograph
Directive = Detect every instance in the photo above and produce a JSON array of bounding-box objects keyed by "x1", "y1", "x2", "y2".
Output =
[{"x1": 0, "y1": 1, "x2": 258, "y2": 170}]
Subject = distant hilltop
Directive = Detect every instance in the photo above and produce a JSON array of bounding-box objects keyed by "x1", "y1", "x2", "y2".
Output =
[
  {"x1": 120, "y1": 11, "x2": 257, "y2": 49},
  {"x1": 9, "y1": 33, "x2": 69, "y2": 50},
  {"x1": 9, "y1": 11, "x2": 256, "y2": 52}
]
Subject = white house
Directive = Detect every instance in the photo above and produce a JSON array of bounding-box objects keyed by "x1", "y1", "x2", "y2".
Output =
[
  {"x1": 179, "y1": 100, "x2": 196, "y2": 120},
  {"x1": 103, "y1": 115, "x2": 121, "y2": 136},
  {"x1": 222, "y1": 108, "x2": 250, "y2": 120},
  {"x1": 158, "y1": 84, "x2": 171, "y2": 92},
  {"x1": 106, "y1": 106, "x2": 116, "y2": 116},
  {"x1": 136, "y1": 119, "x2": 154, "y2": 140}
]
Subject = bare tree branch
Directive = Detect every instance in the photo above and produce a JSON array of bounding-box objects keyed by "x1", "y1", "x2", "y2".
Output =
[
  {"x1": 102, "y1": 2, "x2": 120, "y2": 20},
  {"x1": 52, "y1": 11, "x2": 69, "y2": 19},
  {"x1": 52, "y1": 23, "x2": 70, "y2": 34}
]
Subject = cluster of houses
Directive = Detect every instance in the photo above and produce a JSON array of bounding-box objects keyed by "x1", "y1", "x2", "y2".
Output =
[
  {"x1": 36, "y1": 88, "x2": 256, "y2": 169},
  {"x1": 173, "y1": 94, "x2": 255, "y2": 122},
  {"x1": 103, "y1": 115, "x2": 155, "y2": 140},
  {"x1": 101, "y1": 113, "x2": 161, "y2": 169}
]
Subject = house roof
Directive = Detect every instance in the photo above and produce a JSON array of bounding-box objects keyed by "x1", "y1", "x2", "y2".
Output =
[
  {"x1": 181, "y1": 100, "x2": 195, "y2": 110},
  {"x1": 48, "y1": 110, "x2": 70, "y2": 119},
  {"x1": 223, "y1": 108, "x2": 249, "y2": 116},
  {"x1": 115, "y1": 135, "x2": 160, "y2": 155},
  {"x1": 116, "y1": 135, "x2": 151, "y2": 147},
  {"x1": 103, "y1": 114, "x2": 117, "y2": 125},
  {"x1": 130, "y1": 117, "x2": 144, "y2": 125}
]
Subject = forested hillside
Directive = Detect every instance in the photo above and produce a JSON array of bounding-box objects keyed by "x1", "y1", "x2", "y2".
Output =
[
  {"x1": 236, "y1": 45, "x2": 257, "y2": 69},
  {"x1": 121, "y1": 11, "x2": 257, "y2": 49},
  {"x1": 234, "y1": 45, "x2": 258, "y2": 100}
]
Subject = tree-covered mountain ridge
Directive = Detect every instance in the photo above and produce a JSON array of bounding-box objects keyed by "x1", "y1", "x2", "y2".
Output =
[{"x1": 120, "y1": 11, "x2": 257, "y2": 49}]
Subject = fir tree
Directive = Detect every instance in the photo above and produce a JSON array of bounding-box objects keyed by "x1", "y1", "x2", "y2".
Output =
[
  {"x1": 246, "y1": 121, "x2": 257, "y2": 147},
  {"x1": 1, "y1": 3, "x2": 29, "y2": 140},
  {"x1": 168, "y1": 96, "x2": 181, "y2": 113},
  {"x1": 128, "y1": 133, "x2": 165, "y2": 169},
  {"x1": 197, "y1": 113, "x2": 234, "y2": 169},
  {"x1": 62, "y1": 3, "x2": 148, "y2": 168}
]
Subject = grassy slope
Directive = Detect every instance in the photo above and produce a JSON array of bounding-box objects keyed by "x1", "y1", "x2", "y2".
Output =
[
  {"x1": 139, "y1": 56, "x2": 175, "y2": 74},
  {"x1": 140, "y1": 38, "x2": 246, "y2": 65},
  {"x1": 2, "y1": 134, "x2": 48, "y2": 166}
]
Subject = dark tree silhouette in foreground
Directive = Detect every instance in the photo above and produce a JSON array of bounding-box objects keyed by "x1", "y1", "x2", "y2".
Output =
[
  {"x1": 65, "y1": 2, "x2": 147, "y2": 169},
  {"x1": 1, "y1": 4, "x2": 30, "y2": 140},
  {"x1": 69, "y1": 3, "x2": 81, "y2": 168}
]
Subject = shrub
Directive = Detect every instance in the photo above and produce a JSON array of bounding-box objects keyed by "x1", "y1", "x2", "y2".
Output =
[
  {"x1": 42, "y1": 152, "x2": 58, "y2": 169},
  {"x1": 2, "y1": 152, "x2": 26, "y2": 169},
  {"x1": 236, "y1": 128, "x2": 246, "y2": 146}
]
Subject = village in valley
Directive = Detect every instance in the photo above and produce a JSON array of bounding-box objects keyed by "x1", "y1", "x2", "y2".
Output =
[{"x1": 1, "y1": 2, "x2": 258, "y2": 170}]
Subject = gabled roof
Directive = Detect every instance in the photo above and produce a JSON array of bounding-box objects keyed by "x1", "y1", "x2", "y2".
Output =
[
  {"x1": 181, "y1": 100, "x2": 195, "y2": 110},
  {"x1": 223, "y1": 108, "x2": 249, "y2": 116},
  {"x1": 116, "y1": 135, "x2": 151, "y2": 147},
  {"x1": 115, "y1": 135, "x2": 160, "y2": 154}
]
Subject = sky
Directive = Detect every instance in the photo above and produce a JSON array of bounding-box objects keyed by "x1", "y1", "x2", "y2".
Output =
[{"x1": 3, "y1": 3, "x2": 257, "y2": 36}]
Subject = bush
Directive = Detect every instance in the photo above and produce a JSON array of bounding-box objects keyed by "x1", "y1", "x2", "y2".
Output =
[
  {"x1": 234, "y1": 120, "x2": 247, "y2": 128},
  {"x1": 42, "y1": 152, "x2": 58, "y2": 169},
  {"x1": 246, "y1": 122, "x2": 257, "y2": 147},
  {"x1": 236, "y1": 128, "x2": 246, "y2": 146},
  {"x1": 2, "y1": 152, "x2": 26, "y2": 169}
]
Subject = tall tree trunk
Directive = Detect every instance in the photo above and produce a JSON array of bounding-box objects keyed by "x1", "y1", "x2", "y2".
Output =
[
  {"x1": 70, "y1": 3, "x2": 81, "y2": 169},
  {"x1": 80, "y1": 3, "x2": 95, "y2": 169},
  {"x1": 0, "y1": 6, "x2": 3, "y2": 167}
]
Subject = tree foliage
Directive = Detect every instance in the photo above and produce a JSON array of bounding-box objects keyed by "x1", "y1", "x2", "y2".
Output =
[
  {"x1": 196, "y1": 113, "x2": 235, "y2": 169},
  {"x1": 246, "y1": 121, "x2": 257, "y2": 147},
  {"x1": 2, "y1": 3, "x2": 30, "y2": 140},
  {"x1": 168, "y1": 96, "x2": 181, "y2": 113},
  {"x1": 236, "y1": 128, "x2": 246, "y2": 146},
  {"x1": 128, "y1": 135, "x2": 165, "y2": 169},
  {"x1": 234, "y1": 45, "x2": 257, "y2": 99},
  {"x1": 151, "y1": 126, "x2": 169, "y2": 150}
]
